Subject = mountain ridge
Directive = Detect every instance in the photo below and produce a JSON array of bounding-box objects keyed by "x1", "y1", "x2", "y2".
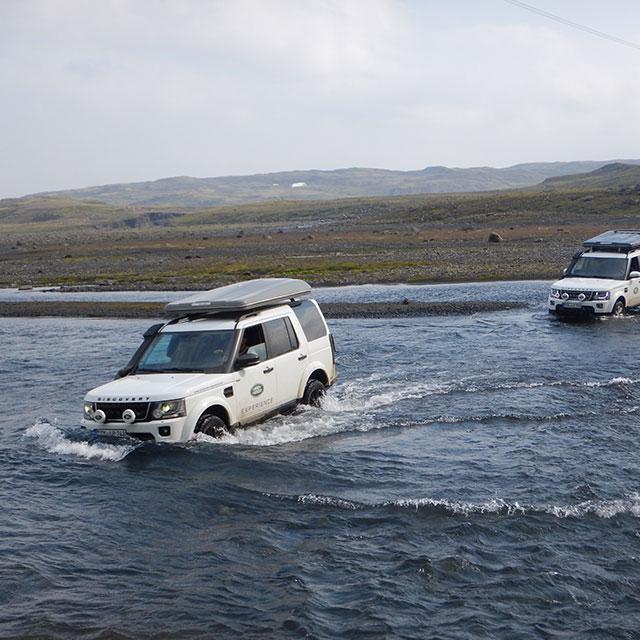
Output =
[
  {"x1": 541, "y1": 162, "x2": 640, "y2": 190},
  {"x1": 27, "y1": 159, "x2": 640, "y2": 208}
]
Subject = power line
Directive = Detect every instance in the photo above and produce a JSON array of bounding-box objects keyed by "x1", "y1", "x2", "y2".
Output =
[{"x1": 502, "y1": 0, "x2": 640, "y2": 52}]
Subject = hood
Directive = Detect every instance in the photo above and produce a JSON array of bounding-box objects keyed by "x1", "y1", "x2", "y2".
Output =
[
  {"x1": 85, "y1": 372, "x2": 229, "y2": 402},
  {"x1": 550, "y1": 277, "x2": 624, "y2": 291}
]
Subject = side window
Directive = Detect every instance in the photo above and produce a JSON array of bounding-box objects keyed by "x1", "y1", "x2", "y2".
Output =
[
  {"x1": 630, "y1": 257, "x2": 639, "y2": 276},
  {"x1": 284, "y1": 317, "x2": 299, "y2": 350},
  {"x1": 264, "y1": 317, "x2": 298, "y2": 358},
  {"x1": 240, "y1": 324, "x2": 267, "y2": 362},
  {"x1": 292, "y1": 300, "x2": 327, "y2": 342}
]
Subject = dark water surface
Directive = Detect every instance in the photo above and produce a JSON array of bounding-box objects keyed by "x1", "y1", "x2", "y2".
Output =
[{"x1": 2, "y1": 282, "x2": 640, "y2": 639}]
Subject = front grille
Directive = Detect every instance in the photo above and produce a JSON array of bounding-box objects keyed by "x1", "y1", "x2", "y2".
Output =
[
  {"x1": 560, "y1": 290, "x2": 594, "y2": 301},
  {"x1": 96, "y1": 402, "x2": 150, "y2": 422}
]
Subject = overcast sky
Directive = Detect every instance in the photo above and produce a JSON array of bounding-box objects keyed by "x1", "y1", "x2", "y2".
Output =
[{"x1": 1, "y1": 0, "x2": 640, "y2": 197}]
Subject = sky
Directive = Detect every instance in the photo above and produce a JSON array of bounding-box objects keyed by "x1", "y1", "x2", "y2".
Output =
[{"x1": 1, "y1": 0, "x2": 640, "y2": 198}]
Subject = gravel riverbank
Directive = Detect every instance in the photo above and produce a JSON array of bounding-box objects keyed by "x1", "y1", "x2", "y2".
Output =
[{"x1": 0, "y1": 300, "x2": 527, "y2": 319}]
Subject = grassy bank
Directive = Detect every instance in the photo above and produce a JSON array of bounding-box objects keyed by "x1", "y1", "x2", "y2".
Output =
[{"x1": 1, "y1": 184, "x2": 638, "y2": 289}]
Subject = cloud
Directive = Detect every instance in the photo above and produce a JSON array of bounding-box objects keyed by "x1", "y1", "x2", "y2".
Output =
[{"x1": 1, "y1": 0, "x2": 639, "y2": 196}]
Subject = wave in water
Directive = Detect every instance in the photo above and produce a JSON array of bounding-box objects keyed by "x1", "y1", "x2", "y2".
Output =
[
  {"x1": 271, "y1": 492, "x2": 640, "y2": 519},
  {"x1": 25, "y1": 420, "x2": 137, "y2": 462}
]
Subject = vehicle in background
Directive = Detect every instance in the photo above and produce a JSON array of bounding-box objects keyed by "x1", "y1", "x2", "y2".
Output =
[
  {"x1": 549, "y1": 230, "x2": 640, "y2": 317},
  {"x1": 81, "y1": 279, "x2": 337, "y2": 443}
]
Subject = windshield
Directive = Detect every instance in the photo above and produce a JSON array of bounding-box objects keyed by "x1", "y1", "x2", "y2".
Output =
[
  {"x1": 567, "y1": 256, "x2": 628, "y2": 280},
  {"x1": 135, "y1": 330, "x2": 235, "y2": 373}
]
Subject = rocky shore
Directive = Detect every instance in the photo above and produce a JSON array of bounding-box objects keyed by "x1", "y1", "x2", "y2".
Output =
[{"x1": 0, "y1": 300, "x2": 527, "y2": 319}]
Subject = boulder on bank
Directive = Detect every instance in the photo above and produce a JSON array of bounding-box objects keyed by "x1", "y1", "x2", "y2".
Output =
[{"x1": 488, "y1": 232, "x2": 503, "y2": 243}]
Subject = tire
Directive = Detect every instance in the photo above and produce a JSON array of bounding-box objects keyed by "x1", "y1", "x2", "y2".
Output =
[
  {"x1": 612, "y1": 298, "x2": 626, "y2": 317},
  {"x1": 302, "y1": 379, "x2": 326, "y2": 407},
  {"x1": 195, "y1": 414, "x2": 227, "y2": 438}
]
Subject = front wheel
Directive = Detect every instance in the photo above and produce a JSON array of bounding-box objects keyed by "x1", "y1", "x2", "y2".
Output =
[
  {"x1": 195, "y1": 414, "x2": 227, "y2": 438},
  {"x1": 302, "y1": 379, "x2": 326, "y2": 407},
  {"x1": 611, "y1": 298, "x2": 626, "y2": 317}
]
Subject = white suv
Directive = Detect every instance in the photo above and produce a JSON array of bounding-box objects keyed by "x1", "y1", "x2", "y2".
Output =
[
  {"x1": 81, "y1": 279, "x2": 337, "y2": 442},
  {"x1": 549, "y1": 230, "x2": 640, "y2": 316}
]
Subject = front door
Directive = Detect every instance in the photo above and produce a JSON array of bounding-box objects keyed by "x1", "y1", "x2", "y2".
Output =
[
  {"x1": 234, "y1": 324, "x2": 277, "y2": 424},
  {"x1": 628, "y1": 257, "x2": 640, "y2": 308}
]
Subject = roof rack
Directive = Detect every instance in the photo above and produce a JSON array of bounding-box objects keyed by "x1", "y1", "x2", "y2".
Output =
[
  {"x1": 583, "y1": 230, "x2": 640, "y2": 253},
  {"x1": 164, "y1": 278, "x2": 311, "y2": 318}
]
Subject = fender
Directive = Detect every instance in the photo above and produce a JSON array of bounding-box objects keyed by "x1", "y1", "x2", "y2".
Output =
[
  {"x1": 182, "y1": 394, "x2": 236, "y2": 440},
  {"x1": 297, "y1": 360, "x2": 330, "y2": 398}
]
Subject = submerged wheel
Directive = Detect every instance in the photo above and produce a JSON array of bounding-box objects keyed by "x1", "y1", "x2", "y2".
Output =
[
  {"x1": 195, "y1": 414, "x2": 227, "y2": 438},
  {"x1": 302, "y1": 379, "x2": 326, "y2": 407},
  {"x1": 612, "y1": 298, "x2": 626, "y2": 317}
]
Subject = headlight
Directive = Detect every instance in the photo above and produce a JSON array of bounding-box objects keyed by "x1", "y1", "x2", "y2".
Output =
[
  {"x1": 593, "y1": 291, "x2": 610, "y2": 300},
  {"x1": 550, "y1": 288, "x2": 560, "y2": 299},
  {"x1": 150, "y1": 399, "x2": 186, "y2": 420},
  {"x1": 83, "y1": 401, "x2": 95, "y2": 419}
]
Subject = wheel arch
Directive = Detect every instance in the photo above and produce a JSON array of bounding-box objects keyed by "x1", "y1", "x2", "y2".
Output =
[
  {"x1": 611, "y1": 295, "x2": 627, "y2": 315},
  {"x1": 185, "y1": 394, "x2": 235, "y2": 440},
  {"x1": 307, "y1": 368, "x2": 329, "y2": 385},
  {"x1": 298, "y1": 365, "x2": 329, "y2": 398},
  {"x1": 198, "y1": 404, "x2": 230, "y2": 427}
]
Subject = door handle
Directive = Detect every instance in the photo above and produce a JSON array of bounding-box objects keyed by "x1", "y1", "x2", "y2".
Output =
[
  {"x1": 298, "y1": 354, "x2": 307, "y2": 361},
  {"x1": 263, "y1": 366, "x2": 274, "y2": 374}
]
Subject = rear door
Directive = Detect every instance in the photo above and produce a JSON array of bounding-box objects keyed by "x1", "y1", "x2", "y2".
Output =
[{"x1": 263, "y1": 316, "x2": 304, "y2": 404}]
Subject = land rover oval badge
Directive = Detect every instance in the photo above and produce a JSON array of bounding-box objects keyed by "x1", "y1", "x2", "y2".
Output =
[{"x1": 251, "y1": 383, "x2": 264, "y2": 397}]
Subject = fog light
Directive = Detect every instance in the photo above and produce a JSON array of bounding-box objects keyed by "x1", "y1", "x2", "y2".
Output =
[
  {"x1": 122, "y1": 409, "x2": 136, "y2": 424},
  {"x1": 158, "y1": 426, "x2": 171, "y2": 437},
  {"x1": 596, "y1": 303, "x2": 603, "y2": 309},
  {"x1": 93, "y1": 409, "x2": 106, "y2": 424}
]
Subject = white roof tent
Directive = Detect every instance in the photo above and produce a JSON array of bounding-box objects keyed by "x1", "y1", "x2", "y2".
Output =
[
  {"x1": 164, "y1": 278, "x2": 311, "y2": 317},
  {"x1": 583, "y1": 230, "x2": 640, "y2": 253}
]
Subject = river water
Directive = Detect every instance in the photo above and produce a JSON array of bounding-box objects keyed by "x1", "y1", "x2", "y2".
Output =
[{"x1": 2, "y1": 281, "x2": 640, "y2": 638}]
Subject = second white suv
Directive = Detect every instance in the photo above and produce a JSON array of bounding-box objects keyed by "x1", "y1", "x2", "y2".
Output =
[
  {"x1": 81, "y1": 279, "x2": 337, "y2": 442},
  {"x1": 549, "y1": 230, "x2": 640, "y2": 316}
]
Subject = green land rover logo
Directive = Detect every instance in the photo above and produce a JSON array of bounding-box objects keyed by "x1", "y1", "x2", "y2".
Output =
[{"x1": 250, "y1": 383, "x2": 264, "y2": 397}]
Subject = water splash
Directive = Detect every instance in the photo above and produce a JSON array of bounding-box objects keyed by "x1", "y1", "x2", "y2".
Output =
[
  {"x1": 198, "y1": 404, "x2": 362, "y2": 446},
  {"x1": 189, "y1": 372, "x2": 632, "y2": 448},
  {"x1": 25, "y1": 420, "x2": 137, "y2": 462}
]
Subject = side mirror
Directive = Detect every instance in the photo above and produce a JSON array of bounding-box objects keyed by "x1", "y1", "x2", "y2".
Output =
[
  {"x1": 235, "y1": 353, "x2": 261, "y2": 369},
  {"x1": 630, "y1": 271, "x2": 640, "y2": 279},
  {"x1": 562, "y1": 268, "x2": 568, "y2": 275}
]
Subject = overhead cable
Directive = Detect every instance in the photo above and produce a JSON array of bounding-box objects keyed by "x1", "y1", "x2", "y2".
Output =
[{"x1": 502, "y1": 0, "x2": 640, "y2": 52}]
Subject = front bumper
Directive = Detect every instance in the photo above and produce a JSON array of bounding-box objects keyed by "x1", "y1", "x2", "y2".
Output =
[
  {"x1": 81, "y1": 415, "x2": 189, "y2": 443},
  {"x1": 548, "y1": 297, "x2": 613, "y2": 315}
]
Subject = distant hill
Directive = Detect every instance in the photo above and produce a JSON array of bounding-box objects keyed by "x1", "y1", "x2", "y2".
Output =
[
  {"x1": 0, "y1": 196, "x2": 128, "y2": 226},
  {"x1": 541, "y1": 163, "x2": 640, "y2": 190},
  {"x1": 30, "y1": 160, "x2": 640, "y2": 207}
]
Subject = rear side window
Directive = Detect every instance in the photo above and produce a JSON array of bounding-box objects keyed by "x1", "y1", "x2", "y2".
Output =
[
  {"x1": 292, "y1": 300, "x2": 327, "y2": 342},
  {"x1": 264, "y1": 317, "x2": 299, "y2": 358}
]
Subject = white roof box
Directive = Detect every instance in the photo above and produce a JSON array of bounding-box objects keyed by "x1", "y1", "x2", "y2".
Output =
[
  {"x1": 584, "y1": 230, "x2": 640, "y2": 251},
  {"x1": 164, "y1": 278, "x2": 311, "y2": 317}
]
